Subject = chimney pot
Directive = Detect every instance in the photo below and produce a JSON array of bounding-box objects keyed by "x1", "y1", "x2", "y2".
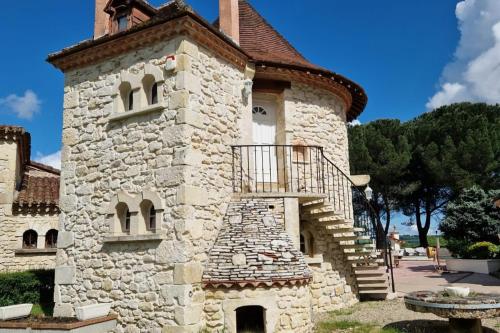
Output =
[
  {"x1": 94, "y1": 0, "x2": 110, "y2": 39},
  {"x1": 219, "y1": 0, "x2": 240, "y2": 44}
]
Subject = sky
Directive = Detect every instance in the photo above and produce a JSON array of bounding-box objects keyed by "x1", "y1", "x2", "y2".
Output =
[{"x1": 1, "y1": 1, "x2": 499, "y2": 234}]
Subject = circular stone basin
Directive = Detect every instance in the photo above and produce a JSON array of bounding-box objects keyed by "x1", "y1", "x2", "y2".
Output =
[{"x1": 404, "y1": 291, "x2": 500, "y2": 333}]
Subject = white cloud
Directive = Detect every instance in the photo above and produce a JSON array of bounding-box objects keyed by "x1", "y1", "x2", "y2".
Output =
[
  {"x1": 0, "y1": 90, "x2": 41, "y2": 120},
  {"x1": 35, "y1": 150, "x2": 61, "y2": 170},
  {"x1": 348, "y1": 119, "x2": 361, "y2": 126},
  {"x1": 427, "y1": 0, "x2": 500, "y2": 110}
]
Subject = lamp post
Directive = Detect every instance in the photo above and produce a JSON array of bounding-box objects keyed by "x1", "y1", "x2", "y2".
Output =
[{"x1": 364, "y1": 185, "x2": 373, "y2": 201}]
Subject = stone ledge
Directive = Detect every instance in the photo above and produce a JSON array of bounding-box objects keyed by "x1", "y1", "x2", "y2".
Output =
[
  {"x1": 0, "y1": 315, "x2": 117, "y2": 332},
  {"x1": 103, "y1": 233, "x2": 167, "y2": 243},
  {"x1": 14, "y1": 249, "x2": 57, "y2": 255},
  {"x1": 305, "y1": 254, "x2": 324, "y2": 265},
  {"x1": 108, "y1": 103, "x2": 166, "y2": 122}
]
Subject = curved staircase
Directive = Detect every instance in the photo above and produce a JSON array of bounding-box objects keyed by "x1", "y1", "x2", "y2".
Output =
[{"x1": 301, "y1": 198, "x2": 392, "y2": 300}]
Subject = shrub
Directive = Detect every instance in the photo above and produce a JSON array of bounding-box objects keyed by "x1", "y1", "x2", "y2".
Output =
[
  {"x1": 467, "y1": 242, "x2": 499, "y2": 259},
  {"x1": 447, "y1": 239, "x2": 470, "y2": 258},
  {"x1": 0, "y1": 270, "x2": 54, "y2": 307},
  {"x1": 440, "y1": 186, "x2": 500, "y2": 245}
]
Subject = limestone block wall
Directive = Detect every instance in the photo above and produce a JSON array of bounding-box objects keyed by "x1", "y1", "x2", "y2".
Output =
[
  {"x1": 204, "y1": 285, "x2": 312, "y2": 333},
  {"x1": 284, "y1": 83, "x2": 350, "y2": 174},
  {"x1": 0, "y1": 214, "x2": 58, "y2": 272},
  {"x1": 302, "y1": 221, "x2": 358, "y2": 313},
  {"x1": 54, "y1": 35, "x2": 248, "y2": 332}
]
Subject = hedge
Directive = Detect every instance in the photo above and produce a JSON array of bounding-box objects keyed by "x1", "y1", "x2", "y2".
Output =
[{"x1": 0, "y1": 270, "x2": 54, "y2": 306}]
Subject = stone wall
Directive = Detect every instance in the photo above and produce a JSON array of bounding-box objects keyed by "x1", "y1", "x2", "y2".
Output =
[
  {"x1": 0, "y1": 139, "x2": 58, "y2": 273},
  {"x1": 54, "y1": 35, "x2": 248, "y2": 333},
  {"x1": 0, "y1": 213, "x2": 58, "y2": 272},
  {"x1": 302, "y1": 221, "x2": 358, "y2": 313},
  {"x1": 284, "y1": 83, "x2": 350, "y2": 174},
  {"x1": 204, "y1": 285, "x2": 312, "y2": 333}
]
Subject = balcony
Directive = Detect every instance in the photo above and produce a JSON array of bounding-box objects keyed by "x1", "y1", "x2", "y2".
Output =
[{"x1": 231, "y1": 144, "x2": 385, "y2": 246}]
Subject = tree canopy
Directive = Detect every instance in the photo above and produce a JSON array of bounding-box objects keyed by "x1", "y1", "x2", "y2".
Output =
[{"x1": 349, "y1": 103, "x2": 500, "y2": 247}]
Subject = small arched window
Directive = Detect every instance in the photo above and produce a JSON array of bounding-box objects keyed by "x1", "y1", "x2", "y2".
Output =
[
  {"x1": 148, "y1": 205, "x2": 156, "y2": 230},
  {"x1": 116, "y1": 203, "x2": 131, "y2": 234},
  {"x1": 143, "y1": 75, "x2": 159, "y2": 106},
  {"x1": 300, "y1": 234, "x2": 306, "y2": 254},
  {"x1": 127, "y1": 91, "x2": 134, "y2": 111},
  {"x1": 45, "y1": 229, "x2": 58, "y2": 248},
  {"x1": 23, "y1": 230, "x2": 38, "y2": 249},
  {"x1": 308, "y1": 235, "x2": 315, "y2": 257},
  {"x1": 119, "y1": 82, "x2": 133, "y2": 112},
  {"x1": 125, "y1": 209, "x2": 131, "y2": 232}
]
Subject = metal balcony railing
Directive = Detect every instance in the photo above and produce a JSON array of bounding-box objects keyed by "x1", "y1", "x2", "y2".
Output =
[{"x1": 231, "y1": 144, "x2": 394, "y2": 292}]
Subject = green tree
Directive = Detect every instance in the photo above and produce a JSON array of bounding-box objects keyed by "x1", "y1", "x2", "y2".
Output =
[
  {"x1": 400, "y1": 103, "x2": 500, "y2": 247},
  {"x1": 440, "y1": 186, "x2": 500, "y2": 245},
  {"x1": 348, "y1": 119, "x2": 411, "y2": 235}
]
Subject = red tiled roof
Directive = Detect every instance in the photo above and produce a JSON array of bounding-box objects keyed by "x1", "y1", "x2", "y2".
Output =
[
  {"x1": 238, "y1": 0, "x2": 321, "y2": 71},
  {"x1": 15, "y1": 172, "x2": 60, "y2": 207}
]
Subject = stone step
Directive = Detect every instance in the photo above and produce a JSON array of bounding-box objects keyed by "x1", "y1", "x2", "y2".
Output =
[
  {"x1": 357, "y1": 283, "x2": 389, "y2": 289},
  {"x1": 343, "y1": 248, "x2": 374, "y2": 254},
  {"x1": 300, "y1": 201, "x2": 326, "y2": 210},
  {"x1": 354, "y1": 269, "x2": 387, "y2": 277},
  {"x1": 355, "y1": 276, "x2": 388, "y2": 283},
  {"x1": 339, "y1": 243, "x2": 375, "y2": 250},
  {"x1": 353, "y1": 265, "x2": 386, "y2": 275},
  {"x1": 316, "y1": 219, "x2": 346, "y2": 227},
  {"x1": 348, "y1": 258, "x2": 384, "y2": 264},
  {"x1": 302, "y1": 211, "x2": 343, "y2": 220},
  {"x1": 335, "y1": 235, "x2": 371, "y2": 242},
  {"x1": 328, "y1": 227, "x2": 364, "y2": 234},
  {"x1": 358, "y1": 290, "x2": 389, "y2": 295}
]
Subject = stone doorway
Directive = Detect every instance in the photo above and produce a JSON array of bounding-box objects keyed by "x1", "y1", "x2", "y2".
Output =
[{"x1": 236, "y1": 306, "x2": 265, "y2": 333}]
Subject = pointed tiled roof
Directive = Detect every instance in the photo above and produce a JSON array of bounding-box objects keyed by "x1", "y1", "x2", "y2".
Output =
[{"x1": 238, "y1": 0, "x2": 321, "y2": 70}]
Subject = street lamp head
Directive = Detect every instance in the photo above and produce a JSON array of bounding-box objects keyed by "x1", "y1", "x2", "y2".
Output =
[{"x1": 364, "y1": 185, "x2": 373, "y2": 201}]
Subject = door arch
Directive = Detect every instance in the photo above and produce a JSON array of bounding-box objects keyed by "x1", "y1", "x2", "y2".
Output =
[{"x1": 236, "y1": 305, "x2": 265, "y2": 333}]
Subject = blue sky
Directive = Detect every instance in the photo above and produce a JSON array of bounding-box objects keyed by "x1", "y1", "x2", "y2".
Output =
[{"x1": 1, "y1": 1, "x2": 499, "y2": 234}]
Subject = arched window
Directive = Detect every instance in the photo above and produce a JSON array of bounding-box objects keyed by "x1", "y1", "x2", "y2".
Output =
[
  {"x1": 140, "y1": 200, "x2": 156, "y2": 232},
  {"x1": 151, "y1": 83, "x2": 158, "y2": 105},
  {"x1": 143, "y1": 75, "x2": 159, "y2": 106},
  {"x1": 300, "y1": 234, "x2": 306, "y2": 254},
  {"x1": 119, "y1": 82, "x2": 133, "y2": 112},
  {"x1": 127, "y1": 91, "x2": 134, "y2": 111},
  {"x1": 125, "y1": 209, "x2": 131, "y2": 232},
  {"x1": 308, "y1": 235, "x2": 315, "y2": 257},
  {"x1": 116, "y1": 203, "x2": 131, "y2": 234},
  {"x1": 45, "y1": 229, "x2": 58, "y2": 248},
  {"x1": 148, "y1": 205, "x2": 156, "y2": 230},
  {"x1": 23, "y1": 230, "x2": 38, "y2": 249}
]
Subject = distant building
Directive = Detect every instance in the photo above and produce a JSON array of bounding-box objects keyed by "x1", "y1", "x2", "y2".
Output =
[{"x1": 0, "y1": 125, "x2": 60, "y2": 272}]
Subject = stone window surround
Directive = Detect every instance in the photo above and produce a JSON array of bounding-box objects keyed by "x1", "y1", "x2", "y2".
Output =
[
  {"x1": 15, "y1": 227, "x2": 59, "y2": 255},
  {"x1": 110, "y1": 64, "x2": 165, "y2": 121},
  {"x1": 300, "y1": 225, "x2": 324, "y2": 265},
  {"x1": 104, "y1": 190, "x2": 165, "y2": 243}
]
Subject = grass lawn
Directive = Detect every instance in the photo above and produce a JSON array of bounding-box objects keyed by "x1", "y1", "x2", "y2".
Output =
[
  {"x1": 316, "y1": 320, "x2": 402, "y2": 333},
  {"x1": 31, "y1": 303, "x2": 54, "y2": 317}
]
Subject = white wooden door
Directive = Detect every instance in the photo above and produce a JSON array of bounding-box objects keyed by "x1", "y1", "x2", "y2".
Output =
[{"x1": 252, "y1": 101, "x2": 277, "y2": 183}]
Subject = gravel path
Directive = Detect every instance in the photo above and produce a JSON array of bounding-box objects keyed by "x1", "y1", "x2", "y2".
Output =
[{"x1": 315, "y1": 299, "x2": 500, "y2": 332}]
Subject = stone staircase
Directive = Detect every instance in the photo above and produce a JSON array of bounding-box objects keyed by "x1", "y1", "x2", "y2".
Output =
[{"x1": 301, "y1": 198, "x2": 391, "y2": 300}]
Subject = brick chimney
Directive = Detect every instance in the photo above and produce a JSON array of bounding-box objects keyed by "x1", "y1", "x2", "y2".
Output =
[
  {"x1": 94, "y1": 0, "x2": 110, "y2": 39},
  {"x1": 219, "y1": 0, "x2": 240, "y2": 44}
]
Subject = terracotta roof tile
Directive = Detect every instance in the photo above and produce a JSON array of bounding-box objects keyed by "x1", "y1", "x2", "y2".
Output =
[
  {"x1": 15, "y1": 172, "x2": 60, "y2": 207},
  {"x1": 238, "y1": 0, "x2": 320, "y2": 70}
]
